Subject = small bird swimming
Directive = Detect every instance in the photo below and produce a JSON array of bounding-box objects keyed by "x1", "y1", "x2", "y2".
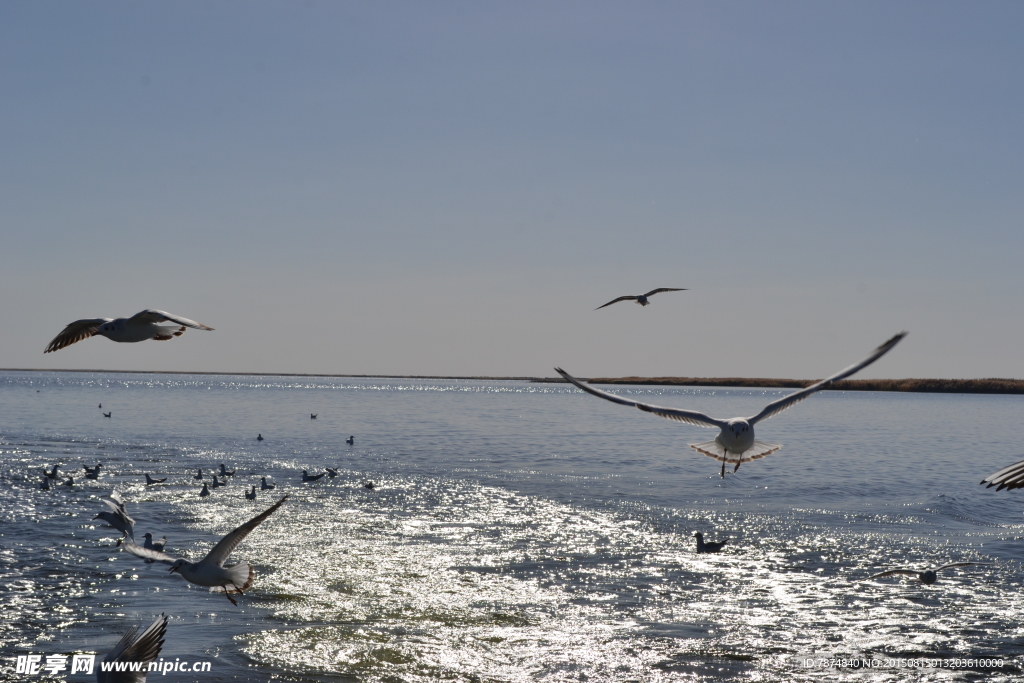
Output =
[
  {"x1": 311, "y1": 414, "x2": 317, "y2": 419},
  {"x1": 260, "y1": 477, "x2": 275, "y2": 490},
  {"x1": 124, "y1": 495, "x2": 288, "y2": 605},
  {"x1": 194, "y1": 468, "x2": 203, "y2": 480},
  {"x1": 44, "y1": 464, "x2": 60, "y2": 479},
  {"x1": 44, "y1": 309, "x2": 213, "y2": 353},
  {"x1": 98, "y1": 404, "x2": 102, "y2": 409},
  {"x1": 144, "y1": 473, "x2": 167, "y2": 485},
  {"x1": 142, "y1": 532, "x2": 167, "y2": 563},
  {"x1": 103, "y1": 412, "x2": 112, "y2": 418},
  {"x1": 96, "y1": 613, "x2": 167, "y2": 683},
  {"x1": 245, "y1": 486, "x2": 257, "y2": 500},
  {"x1": 211, "y1": 476, "x2": 225, "y2": 489},
  {"x1": 199, "y1": 483, "x2": 210, "y2": 497},
  {"x1": 64, "y1": 476, "x2": 75, "y2": 487},
  {"x1": 40, "y1": 476, "x2": 50, "y2": 490},
  {"x1": 84, "y1": 463, "x2": 103, "y2": 479},
  {"x1": 864, "y1": 562, "x2": 988, "y2": 585},
  {"x1": 219, "y1": 464, "x2": 235, "y2": 476},
  {"x1": 555, "y1": 332, "x2": 906, "y2": 478},
  {"x1": 257, "y1": 434, "x2": 264, "y2": 441},
  {"x1": 301, "y1": 470, "x2": 325, "y2": 482},
  {"x1": 595, "y1": 288, "x2": 687, "y2": 310},
  {"x1": 346, "y1": 436, "x2": 354, "y2": 445},
  {"x1": 363, "y1": 481, "x2": 375, "y2": 490},
  {"x1": 325, "y1": 467, "x2": 338, "y2": 478},
  {"x1": 694, "y1": 532, "x2": 727, "y2": 553}
]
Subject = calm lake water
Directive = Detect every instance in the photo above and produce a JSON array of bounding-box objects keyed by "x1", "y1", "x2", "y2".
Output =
[{"x1": 2, "y1": 370, "x2": 1023, "y2": 681}]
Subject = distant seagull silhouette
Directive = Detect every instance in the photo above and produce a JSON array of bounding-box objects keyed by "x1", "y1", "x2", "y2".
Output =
[
  {"x1": 260, "y1": 477, "x2": 275, "y2": 491},
  {"x1": 44, "y1": 309, "x2": 213, "y2": 353},
  {"x1": 144, "y1": 473, "x2": 167, "y2": 485},
  {"x1": 194, "y1": 468, "x2": 203, "y2": 480},
  {"x1": 363, "y1": 481, "x2": 375, "y2": 490},
  {"x1": 325, "y1": 467, "x2": 338, "y2": 478},
  {"x1": 556, "y1": 332, "x2": 906, "y2": 478},
  {"x1": 245, "y1": 486, "x2": 257, "y2": 500},
  {"x1": 103, "y1": 412, "x2": 112, "y2": 418},
  {"x1": 311, "y1": 413, "x2": 317, "y2": 419},
  {"x1": 93, "y1": 491, "x2": 135, "y2": 545},
  {"x1": 865, "y1": 562, "x2": 988, "y2": 585},
  {"x1": 40, "y1": 476, "x2": 51, "y2": 490},
  {"x1": 346, "y1": 436, "x2": 354, "y2": 445},
  {"x1": 199, "y1": 483, "x2": 210, "y2": 497},
  {"x1": 97, "y1": 613, "x2": 167, "y2": 683},
  {"x1": 257, "y1": 434, "x2": 264, "y2": 441},
  {"x1": 64, "y1": 476, "x2": 75, "y2": 487},
  {"x1": 44, "y1": 464, "x2": 60, "y2": 479},
  {"x1": 124, "y1": 496, "x2": 289, "y2": 605},
  {"x1": 980, "y1": 459, "x2": 1024, "y2": 491},
  {"x1": 694, "y1": 532, "x2": 727, "y2": 553},
  {"x1": 98, "y1": 404, "x2": 102, "y2": 409},
  {"x1": 595, "y1": 288, "x2": 687, "y2": 310},
  {"x1": 211, "y1": 476, "x2": 225, "y2": 489},
  {"x1": 142, "y1": 532, "x2": 167, "y2": 564},
  {"x1": 219, "y1": 464, "x2": 235, "y2": 476},
  {"x1": 84, "y1": 463, "x2": 103, "y2": 479},
  {"x1": 301, "y1": 470, "x2": 326, "y2": 482}
]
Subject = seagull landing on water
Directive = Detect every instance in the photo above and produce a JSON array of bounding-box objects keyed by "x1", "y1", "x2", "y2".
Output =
[
  {"x1": 556, "y1": 332, "x2": 906, "y2": 478},
  {"x1": 694, "y1": 532, "x2": 727, "y2": 553},
  {"x1": 97, "y1": 613, "x2": 167, "y2": 683},
  {"x1": 980, "y1": 459, "x2": 1024, "y2": 491},
  {"x1": 44, "y1": 309, "x2": 213, "y2": 353},
  {"x1": 864, "y1": 562, "x2": 989, "y2": 585},
  {"x1": 595, "y1": 288, "x2": 687, "y2": 310},
  {"x1": 124, "y1": 495, "x2": 288, "y2": 605}
]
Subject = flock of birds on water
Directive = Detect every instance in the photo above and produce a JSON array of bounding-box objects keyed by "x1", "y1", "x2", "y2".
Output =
[{"x1": 29, "y1": 299, "x2": 1024, "y2": 679}]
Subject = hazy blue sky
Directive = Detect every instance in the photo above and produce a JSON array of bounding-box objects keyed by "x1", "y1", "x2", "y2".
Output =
[{"x1": 3, "y1": 1, "x2": 1022, "y2": 378}]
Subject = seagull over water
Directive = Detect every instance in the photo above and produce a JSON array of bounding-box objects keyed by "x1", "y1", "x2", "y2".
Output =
[
  {"x1": 864, "y1": 562, "x2": 988, "y2": 585},
  {"x1": 980, "y1": 459, "x2": 1024, "y2": 491},
  {"x1": 44, "y1": 309, "x2": 213, "y2": 353},
  {"x1": 556, "y1": 332, "x2": 906, "y2": 478},
  {"x1": 595, "y1": 288, "x2": 687, "y2": 310},
  {"x1": 694, "y1": 532, "x2": 727, "y2": 553},
  {"x1": 96, "y1": 613, "x2": 167, "y2": 683},
  {"x1": 94, "y1": 490, "x2": 135, "y2": 545},
  {"x1": 124, "y1": 495, "x2": 288, "y2": 605}
]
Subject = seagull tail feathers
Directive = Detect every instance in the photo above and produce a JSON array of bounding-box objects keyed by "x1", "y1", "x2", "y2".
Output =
[
  {"x1": 689, "y1": 440, "x2": 781, "y2": 463},
  {"x1": 211, "y1": 564, "x2": 255, "y2": 594}
]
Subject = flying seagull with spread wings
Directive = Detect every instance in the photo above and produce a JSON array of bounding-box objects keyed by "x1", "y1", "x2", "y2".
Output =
[
  {"x1": 124, "y1": 495, "x2": 287, "y2": 605},
  {"x1": 556, "y1": 332, "x2": 906, "y2": 478},
  {"x1": 864, "y1": 562, "x2": 987, "y2": 585},
  {"x1": 595, "y1": 288, "x2": 686, "y2": 310},
  {"x1": 44, "y1": 309, "x2": 213, "y2": 353},
  {"x1": 980, "y1": 459, "x2": 1024, "y2": 491},
  {"x1": 96, "y1": 613, "x2": 168, "y2": 683}
]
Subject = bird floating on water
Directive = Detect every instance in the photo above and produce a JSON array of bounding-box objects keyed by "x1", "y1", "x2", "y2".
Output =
[
  {"x1": 595, "y1": 288, "x2": 687, "y2": 310},
  {"x1": 301, "y1": 470, "x2": 325, "y2": 482},
  {"x1": 84, "y1": 463, "x2": 103, "y2": 479},
  {"x1": 44, "y1": 464, "x2": 60, "y2": 479},
  {"x1": 311, "y1": 414, "x2": 317, "y2": 419},
  {"x1": 325, "y1": 467, "x2": 338, "y2": 478},
  {"x1": 103, "y1": 412, "x2": 112, "y2": 418},
  {"x1": 124, "y1": 495, "x2": 288, "y2": 605},
  {"x1": 211, "y1": 476, "x2": 225, "y2": 489},
  {"x1": 144, "y1": 473, "x2": 167, "y2": 485},
  {"x1": 363, "y1": 481, "x2": 375, "y2": 490},
  {"x1": 980, "y1": 459, "x2": 1024, "y2": 491},
  {"x1": 555, "y1": 332, "x2": 906, "y2": 478},
  {"x1": 260, "y1": 477, "x2": 275, "y2": 491},
  {"x1": 864, "y1": 562, "x2": 988, "y2": 585},
  {"x1": 44, "y1": 309, "x2": 213, "y2": 353},
  {"x1": 694, "y1": 532, "x2": 727, "y2": 553},
  {"x1": 142, "y1": 532, "x2": 167, "y2": 564},
  {"x1": 199, "y1": 483, "x2": 210, "y2": 497},
  {"x1": 40, "y1": 476, "x2": 50, "y2": 490},
  {"x1": 256, "y1": 434, "x2": 264, "y2": 441},
  {"x1": 219, "y1": 464, "x2": 235, "y2": 477},
  {"x1": 245, "y1": 486, "x2": 257, "y2": 500},
  {"x1": 194, "y1": 468, "x2": 203, "y2": 480},
  {"x1": 64, "y1": 476, "x2": 75, "y2": 487},
  {"x1": 346, "y1": 436, "x2": 354, "y2": 445},
  {"x1": 97, "y1": 613, "x2": 167, "y2": 683}
]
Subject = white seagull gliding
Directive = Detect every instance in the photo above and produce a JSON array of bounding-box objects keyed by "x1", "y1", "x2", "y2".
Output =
[
  {"x1": 45, "y1": 309, "x2": 213, "y2": 353},
  {"x1": 556, "y1": 332, "x2": 906, "y2": 478},
  {"x1": 124, "y1": 495, "x2": 288, "y2": 605}
]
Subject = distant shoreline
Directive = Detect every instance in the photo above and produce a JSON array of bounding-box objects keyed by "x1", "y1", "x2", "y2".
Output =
[{"x1": 3, "y1": 368, "x2": 1024, "y2": 394}]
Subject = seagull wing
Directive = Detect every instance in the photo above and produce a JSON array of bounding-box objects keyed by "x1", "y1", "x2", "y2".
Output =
[
  {"x1": 981, "y1": 458, "x2": 1024, "y2": 491},
  {"x1": 747, "y1": 332, "x2": 907, "y2": 425},
  {"x1": 123, "y1": 542, "x2": 178, "y2": 565},
  {"x1": 642, "y1": 288, "x2": 687, "y2": 297},
  {"x1": 99, "y1": 614, "x2": 167, "y2": 683},
  {"x1": 128, "y1": 309, "x2": 214, "y2": 331},
  {"x1": 935, "y1": 562, "x2": 987, "y2": 572},
  {"x1": 595, "y1": 296, "x2": 638, "y2": 310},
  {"x1": 865, "y1": 569, "x2": 919, "y2": 580},
  {"x1": 555, "y1": 368, "x2": 725, "y2": 428},
  {"x1": 199, "y1": 495, "x2": 288, "y2": 567},
  {"x1": 44, "y1": 318, "x2": 111, "y2": 353}
]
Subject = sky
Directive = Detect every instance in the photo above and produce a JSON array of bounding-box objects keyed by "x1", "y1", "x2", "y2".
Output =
[{"x1": 2, "y1": 1, "x2": 1022, "y2": 379}]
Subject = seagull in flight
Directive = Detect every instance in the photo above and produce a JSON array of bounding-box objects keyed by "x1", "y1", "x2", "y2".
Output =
[
  {"x1": 44, "y1": 309, "x2": 213, "y2": 353},
  {"x1": 124, "y1": 495, "x2": 288, "y2": 605},
  {"x1": 864, "y1": 562, "x2": 988, "y2": 585},
  {"x1": 556, "y1": 332, "x2": 906, "y2": 478},
  {"x1": 94, "y1": 490, "x2": 135, "y2": 545},
  {"x1": 595, "y1": 288, "x2": 687, "y2": 310},
  {"x1": 97, "y1": 613, "x2": 167, "y2": 683},
  {"x1": 980, "y1": 459, "x2": 1024, "y2": 491}
]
